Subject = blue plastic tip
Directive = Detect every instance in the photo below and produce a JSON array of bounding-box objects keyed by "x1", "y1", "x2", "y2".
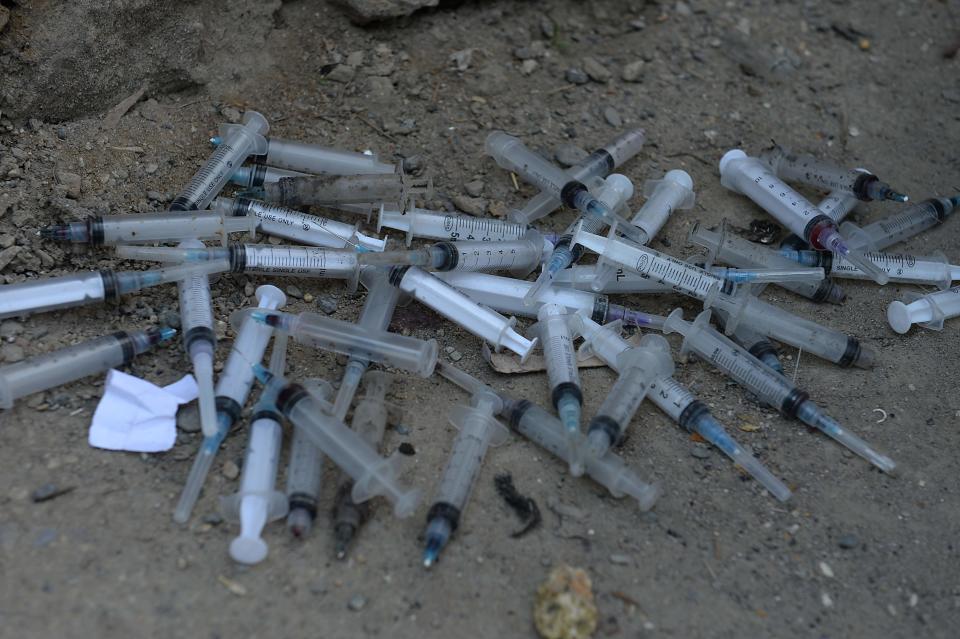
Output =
[
  {"x1": 210, "y1": 136, "x2": 222, "y2": 146},
  {"x1": 252, "y1": 363, "x2": 272, "y2": 383},
  {"x1": 950, "y1": 195, "x2": 960, "y2": 207},
  {"x1": 422, "y1": 536, "x2": 444, "y2": 568},
  {"x1": 159, "y1": 327, "x2": 178, "y2": 342},
  {"x1": 355, "y1": 245, "x2": 371, "y2": 254}
]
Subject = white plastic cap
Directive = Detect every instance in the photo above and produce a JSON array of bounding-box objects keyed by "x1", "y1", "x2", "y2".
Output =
[
  {"x1": 604, "y1": 174, "x2": 635, "y2": 203},
  {"x1": 241, "y1": 110, "x2": 270, "y2": 135},
  {"x1": 255, "y1": 285, "x2": 287, "y2": 310},
  {"x1": 230, "y1": 534, "x2": 268, "y2": 565},
  {"x1": 719, "y1": 149, "x2": 748, "y2": 175},
  {"x1": 664, "y1": 169, "x2": 694, "y2": 190},
  {"x1": 886, "y1": 300, "x2": 914, "y2": 334}
]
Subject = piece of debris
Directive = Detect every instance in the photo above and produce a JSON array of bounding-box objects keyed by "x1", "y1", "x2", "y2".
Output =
[
  {"x1": 534, "y1": 565, "x2": 598, "y2": 639},
  {"x1": 494, "y1": 473, "x2": 542, "y2": 538},
  {"x1": 31, "y1": 483, "x2": 76, "y2": 503}
]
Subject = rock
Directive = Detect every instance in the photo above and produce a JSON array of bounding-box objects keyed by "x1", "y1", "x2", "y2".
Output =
[
  {"x1": 449, "y1": 49, "x2": 474, "y2": 72},
  {"x1": 57, "y1": 171, "x2": 82, "y2": 199},
  {"x1": 608, "y1": 554, "x2": 631, "y2": 565},
  {"x1": 838, "y1": 533, "x2": 859, "y2": 549},
  {"x1": 244, "y1": 282, "x2": 256, "y2": 298},
  {"x1": 176, "y1": 403, "x2": 202, "y2": 433},
  {"x1": 31, "y1": 483, "x2": 73, "y2": 503},
  {"x1": 147, "y1": 190, "x2": 166, "y2": 202},
  {"x1": 1, "y1": 344, "x2": 24, "y2": 363},
  {"x1": 316, "y1": 293, "x2": 338, "y2": 315},
  {"x1": 347, "y1": 594, "x2": 367, "y2": 611},
  {"x1": 159, "y1": 309, "x2": 181, "y2": 329},
  {"x1": 0, "y1": 6, "x2": 8, "y2": 32},
  {"x1": 0, "y1": 246, "x2": 21, "y2": 271},
  {"x1": 222, "y1": 460, "x2": 240, "y2": 481},
  {"x1": 565, "y1": 68, "x2": 589, "y2": 85},
  {"x1": 621, "y1": 61, "x2": 645, "y2": 82},
  {"x1": 0, "y1": 235, "x2": 15, "y2": 249},
  {"x1": 219, "y1": 106, "x2": 241, "y2": 124},
  {"x1": 675, "y1": 1, "x2": 693, "y2": 17},
  {"x1": 144, "y1": 162, "x2": 159, "y2": 175},
  {"x1": 533, "y1": 565, "x2": 597, "y2": 639},
  {"x1": 330, "y1": 0, "x2": 439, "y2": 25},
  {"x1": 449, "y1": 350, "x2": 462, "y2": 362},
  {"x1": 554, "y1": 144, "x2": 588, "y2": 167},
  {"x1": 520, "y1": 60, "x2": 539, "y2": 76},
  {"x1": 0, "y1": 320, "x2": 23, "y2": 339},
  {"x1": 602, "y1": 107, "x2": 622, "y2": 128},
  {"x1": 464, "y1": 180, "x2": 485, "y2": 197},
  {"x1": 540, "y1": 15, "x2": 556, "y2": 39},
  {"x1": 202, "y1": 512, "x2": 224, "y2": 526},
  {"x1": 452, "y1": 195, "x2": 488, "y2": 216},
  {"x1": 286, "y1": 285, "x2": 304, "y2": 299},
  {"x1": 326, "y1": 64, "x2": 357, "y2": 83},
  {"x1": 582, "y1": 57, "x2": 611, "y2": 83},
  {"x1": 690, "y1": 445, "x2": 710, "y2": 459}
]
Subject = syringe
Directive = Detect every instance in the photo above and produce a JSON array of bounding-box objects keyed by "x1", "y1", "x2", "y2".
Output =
[
  {"x1": 422, "y1": 387, "x2": 508, "y2": 567},
  {"x1": 576, "y1": 313, "x2": 790, "y2": 500},
  {"x1": 0, "y1": 327, "x2": 176, "y2": 409},
  {"x1": 720, "y1": 149, "x2": 890, "y2": 285},
  {"x1": 359, "y1": 230, "x2": 548, "y2": 278},
  {"x1": 663, "y1": 309, "x2": 895, "y2": 472},
  {"x1": 40, "y1": 211, "x2": 258, "y2": 247},
  {"x1": 509, "y1": 128, "x2": 647, "y2": 225},
  {"x1": 583, "y1": 334, "x2": 675, "y2": 459},
  {"x1": 284, "y1": 378, "x2": 333, "y2": 539},
  {"x1": 240, "y1": 309, "x2": 438, "y2": 377},
  {"x1": 887, "y1": 285, "x2": 960, "y2": 334},
  {"x1": 173, "y1": 285, "x2": 287, "y2": 523},
  {"x1": 485, "y1": 131, "x2": 645, "y2": 243},
  {"x1": 713, "y1": 310, "x2": 784, "y2": 375},
  {"x1": 779, "y1": 249, "x2": 960, "y2": 290},
  {"x1": 778, "y1": 187, "x2": 861, "y2": 251},
  {"x1": 378, "y1": 205, "x2": 550, "y2": 247},
  {"x1": 529, "y1": 304, "x2": 585, "y2": 474},
  {"x1": 387, "y1": 266, "x2": 538, "y2": 361},
  {"x1": 332, "y1": 371, "x2": 394, "y2": 559},
  {"x1": 437, "y1": 362, "x2": 661, "y2": 509},
  {"x1": 705, "y1": 288, "x2": 876, "y2": 368},
  {"x1": 524, "y1": 174, "x2": 634, "y2": 305},
  {"x1": 219, "y1": 330, "x2": 291, "y2": 565},
  {"x1": 171, "y1": 110, "x2": 269, "y2": 211},
  {"x1": 760, "y1": 144, "x2": 908, "y2": 203},
  {"x1": 175, "y1": 240, "x2": 218, "y2": 438},
  {"x1": 552, "y1": 265, "x2": 675, "y2": 295},
  {"x1": 212, "y1": 196, "x2": 386, "y2": 252},
  {"x1": 263, "y1": 171, "x2": 431, "y2": 210},
  {"x1": 570, "y1": 222, "x2": 735, "y2": 300},
  {"x1": 230, "y1": 164, "x2": 308, "y2": 189},
  {"x1": 116, "y1": 243, "x2": 362, "y2": 291},
  {"x1": 212, "y1": 135, "x2": 396, "y2": 176},
  {"x1": 253, "y1": 365, "x2": 421, "y2": 516},
  {"x1": 705, "y1": 265, "x2": 826, "y2": 284},
  {"x1": 287, "y1": 268, "x2": 403, "y2": 539},
  {"x1": 688, "y1": 222, "x2": 846, "y2": 304},
  {"x1": 435, "y1": 270, "x2": 666, "y2": 329},
  {"x1": 840, "y1": 196, "x2": 960, "y2": 252},
  {"x1": 587, "y1": 170, "x2": 694, "y2": 293},
  {"x1": 0, "y1": 259, "x2": 230, "y2": 321}
]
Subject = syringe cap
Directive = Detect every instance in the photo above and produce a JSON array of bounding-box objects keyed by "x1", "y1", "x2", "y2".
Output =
[
  {"x1": 230, "y1": 535, "x2": 269, "y2": 565},
  {"x1": 718, "y1": 149, "x2": 747, "y2": 175},
  {"x1": 886, "y1": 300, "x2": 914, "y2": 334},
  {"x1": 664, "y1": 169, "x2": 694, "y2": 190},
  {"x1": 603, "y1": 174, "x2": 635, "y2": 203},
  {"x1": 255, "y1": 285, "x2": 287, "y2": 310},
  {"x1": 241, "y1": 110, "x2": 270, "y2": 135}
]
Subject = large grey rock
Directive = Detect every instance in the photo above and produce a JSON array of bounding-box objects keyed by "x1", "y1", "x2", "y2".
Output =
[{"x1": 329, "y1": 0, "x2": 439, "y2": 24}]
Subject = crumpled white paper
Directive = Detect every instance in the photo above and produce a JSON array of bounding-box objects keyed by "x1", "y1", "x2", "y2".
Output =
[{"x1": 88, "y1": 369, "x2": 198, "y2": 453}]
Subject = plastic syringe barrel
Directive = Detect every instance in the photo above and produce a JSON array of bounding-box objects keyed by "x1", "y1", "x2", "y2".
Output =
[
  {"x1": 533, "y1": 304, "x2": 582, "y2": 405},
  {"x1": 485, "y1": 131, "x2": 579, "y2": 200},
  {"x1": 760, "y1": 145, "x2": 899, "y2": 202},
  {"x1": 688, "y1": 223, "x2": 846, "y2": 304},
  {"x1": 263, "y1": 173, "x2": 405, "y2": 207},
  {"x1": 267, "y1": 374, "x2": 420, "y2": 517},
  {"x1": 234, "y1": 244, "x2": 360, "y2": 281},
  {"x1": 779, "y1": 189, "x2": 860, "y2": 251},
  {"x1": 0, "y1": 328, "x2": 173, "y2": 409},
  {"x1": 510, "y1": 129, "x2": 646, "y2": 224},
  {"x1": 842, "y1": 196, "x2": 959, "y2": 252},
  {"x1": 363, "y1": 234, "x2": 544, "y2": 276},
  {"x1": 171, "y1": 110, "x2": 269, "y2": 211},
  {"x1": 60, "y1": 211, "x2": 257, "y2": 246},
  {"x1": 388, "y1": 266, "x2": 537, "y2": 361},
  {"x1": 213, "y1": 196, "x2": 375, "y2": 251},
  {"x1": 552, "y1": 265, "x2": 675, "y2": 295},
  {"x1": 237, "y1": 309, "x2": 437, "y2": 377},
  {"x1": 789, "y1": 250, "x2": 957, "y2": 290},
  {"x1": 231, "y1": 164, "x2": 308, "y2": 189},
  {"x1": 888, "y1": 285, "x2": 960, "y2": 333},
  {"x1": 254, "y1": 138, "x2": 395, "y2": 176},
  {"x1": 177, "y1": 242, "x2": 216, "y2": 353},
  {"x1": 706, "y1": 291, "x2": 874, "y2": 368},
  {"x1": 377, "y1": 205, "x2": 532, "y2": 247},
  {"x1": 629, "y1": 170, "x2": 696, "y2": 242}
]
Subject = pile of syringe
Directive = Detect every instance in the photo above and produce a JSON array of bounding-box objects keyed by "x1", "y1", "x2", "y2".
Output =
[{"x1": 3, "y1": 107, "x2": 955, "y2": 567}]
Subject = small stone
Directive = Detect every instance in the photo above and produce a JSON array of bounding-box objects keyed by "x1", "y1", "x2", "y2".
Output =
[
  {"x1": 56, "y1": 171, "x2": 82, "y2": 199},
  {"x1": 464, "y1": 180, "x2": 485, "y2": 197},
  {"x1": 848, "y1": 125, "x2": 860, "y2": 137},
  {"x1": 540, "y1": 15, "x2": 555, "y2": 38},
  {"x1": 582, "y1": 57, "x2": 611, "y2": 82},
  {"x1": 838, "y1": 533, "x2": 859, "y2": 549},
  {"x1": 326, "y1": 64, "x2": 356, "y2": 83},
  {"x1": 146, "y1": 190, "x2": 166, "y2": 202},
  {"x1": 348, "y1": 594, "x2": 367, "y2": 611},
  {"x1": 398, "y1": 442, "x2": 415, "y2": 456},
  {"x1": 602, "y1": 107, "x2": 622, "y2": 128},
  {"x1": 303, "y1": 292, "x2": 314, "y2": 303},
  {"x1": 177, "y1": 557, "x2": 188, "y2": 570},
  {"x1": 1, "y1": 343, "x2": 24, "y2": 363},
  {"x1": 565, "y1": 68, "x2": 589, "y2": 85},
  {"x1": 222, "y1": 460, "x2": 240, "y2": 480},
  {"x1": 144, "y1": 162, "x2": 159, "y2": 175},
  {"x1": 821, "y1": 592, "x2": 833, "y2": 608},
  {"x1": 31, "y1": 483, "x2": 73, "y2": 503},
  {"x1": 177, "y1": 404, "x2": 202, "y2": 432},
  {"x1": 56, "y1": 127, "x2": 68, "y2": 140},
  {"x1": 286, "y1": 285, "x2": 304, "y2": 299},
  {"x1": 0, "y1": 235, "x2": 16, "y2": 249},
  {"x1": 621, "y1": 61, "x2": 644, "y2": 82},
  {"x1": 674, "y1": 1, "x2": 692, "y2": 17},
  {"x1": 444, "y1": 346, "x2": 455, "y2": 354},
  {"x1": 220, "y1": 106, "x2": 242, "y2": 123},
  {"x1": 520, "y1": 59, "x2": 539, "y2": 76},
  {"x1": 608, "y1": 554, "x2": 631, "y2": 565},
  {"x1": 818, "y1": 561, "x2": 834, "y2": 578},
  {"x1": 202, "y1": 512, "x2": 224, "y2": 526},
  {"x1": 452, "y1": 195, "x2": 488, "y2": 216},
  {"x1": 159, "y1": 309, "x2": 181, "y2": 329},
  {"x1": 346, "y1": 51, "x2": 365, "y2": 67},
  {"x1": 554, "y1": 144, "x2": 588, "y2": 167},
  {"x1": 0, "y1": 320, "x2": 23, "y2": 339},
  {"x1": 449, "y1": 48, "x2": 474, "y2": 71},
  {"x1": 316, "y1": 293, "x2": 338, "y2": 315},
  {"x1": 244, "y1": 282, "x2": 256, "y2": 297},
  {"x1": 690, "y1": 445, "x2": 710, "y2": 459},
  {"x1": 394, "y1": 424, "x2": 411, "y2": 435},
  {"x1": 449, "y1": 350, "x2": 463, "y2": 362}
]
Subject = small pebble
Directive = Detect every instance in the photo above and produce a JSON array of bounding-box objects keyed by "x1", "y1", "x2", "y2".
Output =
[
  {"x1": 608, "y1": 554, "x2": 631, "y2": 565},
  {"x1": 837, "y1": 533, "x2": 859, "y2": 549},
  {"x1": 220, "y1": 106, "x2": 242, "y2": 123},
  {"x1": 394, "y1": 424, "x2": 411, "y2": 435},
  {"x1": 144, "y1": 162, "x2": 159, "y2": 175},
  {"x1": 464, "y1": 180, "x2": 485, "y2": 197},
  {"x1": 1, "y1": 343, "x2": 24, "y2": 363},
  {"x1": 818, "y1": 561, "x2": 834, "y2": 578},
  {"x1": 222, "y1": 460, "x2": 240, "y2": 480},
  {"x1": 690, "y1": 446, "x2": 710, "y2": 459},
  {"x1": 821, "y1": 592, "x2": 833, "y2": 608},
  {"x1": 177, "y1": 403, "x2": 202, "y2": 433},
  {"x1": 316, "y1": 294, "x2": 338, "y2": 315},
  {"x1": 286, "y1": 285, "x2": 304, "y2": 299},
  {"x1": 303, "y1": 292, "x2": 315, "y2": 303},
  {"x1": 582, "y1": 57, "x2": 611, "y2": 82},
  {"x1": 452, "y1": 195, "x2": 488, "y2": 216},
  {"x1": 31, "y1": 483, "x2": 73, "y2": 503},
  {"x1": 348, "y1": 594, "x2": 368, "y2": 611},
  {"x1": 449, "y1": 350, "x2": 463, "y2": 362},
  {"x1": 159, "y1": 309, "x2": 181, "y2": 329},
  {"x1": 244, "y1": 282, "x2": 256, "y2": 297},
  {"x1": 520, "y1": 59, "x2": 539, "y2": 76},
  {"x1": 398, "y1": 442, "x2": 416, "y2": 456},
  {"x1": 621, "y1": 60, "x2": 644, "y2": 82},
  {"x1": 554, "y1": 144, "x2": 588, "y2": 167},
  {"x1": 202, "y1": 512, "x2": 224, "y2": 526},
  {"x1": 565, "y1": 68, "x2": 589, "y2": 85},
  {"x1": 603, "y1": 107, "x2": 623, "y2": 127}
]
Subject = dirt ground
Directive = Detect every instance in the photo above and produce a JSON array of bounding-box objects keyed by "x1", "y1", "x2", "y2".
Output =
[{"x1": 1, "y1": 1, "x2": 959, "y2": 637}]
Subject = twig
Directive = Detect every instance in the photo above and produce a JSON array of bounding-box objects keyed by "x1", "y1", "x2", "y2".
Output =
[{"x1": 792, "y1": 347, "x2": 803, "y2": 383}]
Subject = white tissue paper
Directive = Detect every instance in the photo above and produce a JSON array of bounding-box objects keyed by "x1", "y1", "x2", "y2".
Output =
[{"x1": 88, "y1": 369, "x2": 199, "y2": 453}]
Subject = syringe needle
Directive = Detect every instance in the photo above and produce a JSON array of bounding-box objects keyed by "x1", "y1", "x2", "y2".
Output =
[{"x1": 799, "y1": 404, "x2": 896, "y2": 473}]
